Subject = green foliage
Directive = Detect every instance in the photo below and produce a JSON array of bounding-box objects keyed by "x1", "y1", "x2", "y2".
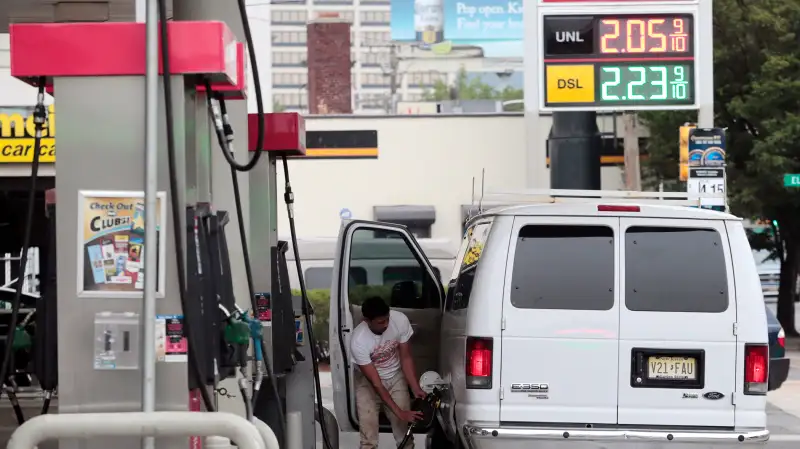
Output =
[
  {"x1": 639, "y1": 0, "x2": 800, "y2": 333},
  {"x1": 273, "y1": 100, "x2": 286, "y2": 112},
  {"x1": 422, "y1": 67, "x2": 523, "y2": 111}
]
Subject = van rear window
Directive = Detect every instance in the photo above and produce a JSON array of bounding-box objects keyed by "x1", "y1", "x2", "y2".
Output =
[
  {"x1": 510, "y1": 225, "x2": 614, "y2": 311},
  {"x1": 625, "y1": 227, "x2": 728, "y2": 313}
]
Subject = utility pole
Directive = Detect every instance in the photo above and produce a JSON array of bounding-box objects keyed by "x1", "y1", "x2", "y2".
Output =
[
  {"x1": 623, "y1": 112, "x2": 642, "y2": 191},
  {"x1": 387, "y1": 43, "x2": 399, "y2": 114}
]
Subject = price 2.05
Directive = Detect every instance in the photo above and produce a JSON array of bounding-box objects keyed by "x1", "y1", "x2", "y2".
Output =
[{"x1": 600, "y1": 17, "x2": 690, "y2": 54}]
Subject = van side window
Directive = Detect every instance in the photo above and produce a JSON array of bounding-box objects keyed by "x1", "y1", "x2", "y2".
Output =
[
  {"x1": 445, "y1": 230, "x2": 472, "y2": 311},
  {"x1": 305, "y1": 267, "x2": 367, "y2": 291},
  {"x1": 625, "y1": 226, "x2": 728, "y2": 313},
  {"x1": 450, "y1": 222, "x2": 492, "y2": 311},
  {"x1": 348, "y1": 228, "x2": 440, "y2": 310},
  {"x1": 510, "y1": 225, "x2": 614, "y2": 311}
]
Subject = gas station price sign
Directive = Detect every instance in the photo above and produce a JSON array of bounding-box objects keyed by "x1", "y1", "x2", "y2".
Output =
[{"x1": 539, "y1": 12, "x2": 698, "y2": 111}]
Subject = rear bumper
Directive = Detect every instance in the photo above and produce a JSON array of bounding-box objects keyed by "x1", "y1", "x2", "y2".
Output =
[
  {"x1": 770, "y1": 357, "x2": 790, "y2": 390},
  {"x1": 463, "y1": 424, "x2": 770, "y2": 447}
]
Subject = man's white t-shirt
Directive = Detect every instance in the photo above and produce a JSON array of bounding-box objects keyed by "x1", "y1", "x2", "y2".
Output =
[{"x1": 350, "y1": 310, "x2": 413, "y2": 380}]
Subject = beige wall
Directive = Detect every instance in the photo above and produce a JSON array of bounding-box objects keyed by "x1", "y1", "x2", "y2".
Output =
[{"x1": 277, "y1": 114, "x2": 642, "y2": 242}]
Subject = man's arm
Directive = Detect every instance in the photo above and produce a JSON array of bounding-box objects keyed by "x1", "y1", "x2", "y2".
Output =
[
  {"x1": 358, "y1": 363, "x2": 404, "y2": 416},
  {"x1": 399, "y1": 342, "x2": 424, "y2": 397},
  {"x1": 396, "y1": 313, "x2": 424, "y2": 396}
]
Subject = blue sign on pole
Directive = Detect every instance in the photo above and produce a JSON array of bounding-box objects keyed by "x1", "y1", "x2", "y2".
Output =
[
  {"x1": 687, "y1": 128, "x2": 726, "y2": 212},
  {"x1": 339, "y1": 208, "x2": 353, "y2": 219},
  {"x1": 390, "y1": 0, "x2": 523, "y2": 58},
  {"x1": 687, "y1": 128, "x2": 726, "y2": 167}
]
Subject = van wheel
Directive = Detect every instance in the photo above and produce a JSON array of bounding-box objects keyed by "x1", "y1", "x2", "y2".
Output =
[{"x1": 426, "y1": 421, "x2": 455, "y2": 449}]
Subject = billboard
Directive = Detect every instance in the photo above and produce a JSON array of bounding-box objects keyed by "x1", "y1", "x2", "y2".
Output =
[{"x1": 390, "y1": 0, "x2": 523, "y2": 58}]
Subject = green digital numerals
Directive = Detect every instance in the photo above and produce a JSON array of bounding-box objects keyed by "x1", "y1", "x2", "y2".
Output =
[{"x1": 599, "y1": 64, "x2": 692, "y2": 104}]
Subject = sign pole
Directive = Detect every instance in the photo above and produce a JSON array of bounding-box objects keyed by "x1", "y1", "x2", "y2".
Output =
[{"x1": 549, "y1": 111, "x2": 602, "y2": 190}]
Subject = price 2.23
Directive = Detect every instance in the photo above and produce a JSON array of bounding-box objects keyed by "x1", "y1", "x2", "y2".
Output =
[{"x1": 599, "y1": 64, "x2": 691, "y2": 103}]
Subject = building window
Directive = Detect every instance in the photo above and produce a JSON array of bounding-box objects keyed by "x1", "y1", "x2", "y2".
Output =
[
  {"x1": 355, "y1": 93, "x2": 389, "y2": 110},
  {"x1": 272, "y1": 31, "x2": 307, "y2": 46},
  {"x1": 314, "y1": 0, "x2": 353, "y2": 5},
  {"x1": 274, "y1": 92, "x2": 308, "y2": 110},
  {"x1": 361, "y1": 51, "x2": 384, "y2": 67},
  {"x1": 361, "y1": 31, "x2": 390, "y2": 46},
  {"x1": 374, "y1": 206, "x2": 436, "y2": 239},
  {"x1": 314, "y1": 10, "x2": 354, "y2": 22},
  {"x1": 271, "y1": 10, "x2": 307, "y2": 25},
  {"x1": 272, "y1": 51, "x2": 307, "y2": 67},
  {"x1": 408, "y1": 71, "x2": 443, "y2": 88},
  {"x1": 361, "y1": 73, "x2": 389, "y2": 88},
  {"x1": 359, "y1": 10, "x2": 390, "y2": 26},
  {"x1": 272, "y1": 72, "x2": 308, "y2": 88}
]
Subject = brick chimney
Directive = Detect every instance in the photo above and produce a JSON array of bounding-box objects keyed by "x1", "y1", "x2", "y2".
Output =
[{"x1": 306, "y1": 17, "x2": 352, "y2": 114}]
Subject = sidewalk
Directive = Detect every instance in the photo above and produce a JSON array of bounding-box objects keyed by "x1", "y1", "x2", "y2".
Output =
[
  {"x1": 786, "y1": 337, "x2": 800, "y2": 352},
  {"x1": 769, "y1": 380, "x2": 800, "y2": 419}
]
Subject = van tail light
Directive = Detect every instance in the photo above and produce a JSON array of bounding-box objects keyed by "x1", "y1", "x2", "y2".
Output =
[
  {"x1": 466, "y1": 337, "x2": 493, "y2": 389},
  {"x1": 744, "y1": 344, "x2": 769, "y2": 395},
  {"x1": 598, "y1": 205, "x2": 640, "y2": 212},
  {"x1": 778, "y1": 328, "x2": 786, "y2": 348}
]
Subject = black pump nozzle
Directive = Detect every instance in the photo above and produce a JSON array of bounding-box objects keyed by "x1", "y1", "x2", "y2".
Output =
[{"x1": 397, "y1": 389, "x2": 443, "y2": 449}]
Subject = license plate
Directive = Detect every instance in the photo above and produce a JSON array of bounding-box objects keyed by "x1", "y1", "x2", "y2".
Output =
[{"x1": 647, "y1": 356, "x2": 697, "y2": 380}]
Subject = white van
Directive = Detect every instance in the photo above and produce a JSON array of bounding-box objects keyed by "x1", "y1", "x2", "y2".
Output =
[
  {"x1": 285, "y1": 236, "x2": 457, "y2": 291},
  {"x1": 328, "y1": 191, "x2": 770, "y2": 448}
]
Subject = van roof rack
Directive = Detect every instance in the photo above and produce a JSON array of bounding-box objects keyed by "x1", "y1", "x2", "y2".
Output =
[{"x1": 482, "y1": 189, "x2": 725, "y2": 208}]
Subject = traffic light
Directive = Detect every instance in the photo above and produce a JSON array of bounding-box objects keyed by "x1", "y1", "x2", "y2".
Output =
[{"x1": 679, "y1": 123, "x2": 696, "y2": 181}]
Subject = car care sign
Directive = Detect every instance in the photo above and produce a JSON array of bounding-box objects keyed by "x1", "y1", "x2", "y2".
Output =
[{"x1": 77, "y1": 190, "x2": 167, "y2": 298}]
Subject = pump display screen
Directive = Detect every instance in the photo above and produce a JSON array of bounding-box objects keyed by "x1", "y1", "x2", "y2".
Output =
[
  {"x1": 542, "y1": 12, "x2": 696, "y2": 110},
  {"x1": 598, "y1": 17, "x2": 691, "y2": 55},
  {"x1": 598, "y1": 63, "x2": 693, "y2": 105}
]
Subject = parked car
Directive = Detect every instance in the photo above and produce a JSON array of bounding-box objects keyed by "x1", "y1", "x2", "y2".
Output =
[
  {"x1": 766, "y1": 305, "x2": 790, "y2": 391},
  {"x1": 329, "y1": 195, "x2": 771, "y2": 448},
  {"x1": 754, "y1": 249, "x2": 779, "y2": 304}
]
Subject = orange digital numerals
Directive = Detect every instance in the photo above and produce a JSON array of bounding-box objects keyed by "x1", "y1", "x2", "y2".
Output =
[{"x1": 599, "y1": 17, "x2": 689, "y2": 54}]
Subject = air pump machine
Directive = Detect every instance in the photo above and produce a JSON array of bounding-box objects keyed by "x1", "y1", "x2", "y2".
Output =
[{"x1": 4, "y1": 1, "x2": 337, "y2": 449}]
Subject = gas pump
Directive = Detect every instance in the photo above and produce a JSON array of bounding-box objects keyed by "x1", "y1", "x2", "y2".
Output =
[{"x1": 0, "y1": 1, "x2": 341, "y2": 448}]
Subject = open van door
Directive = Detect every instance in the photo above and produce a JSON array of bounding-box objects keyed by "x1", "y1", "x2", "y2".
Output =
[{"x1": 329, "y1": 220, "x2": 445, "y2": 432}]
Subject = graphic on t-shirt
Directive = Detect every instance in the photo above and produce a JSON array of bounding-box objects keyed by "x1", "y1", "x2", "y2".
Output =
[{"x1": 370, "y1": 340, "x2": 400, "y2": 370}]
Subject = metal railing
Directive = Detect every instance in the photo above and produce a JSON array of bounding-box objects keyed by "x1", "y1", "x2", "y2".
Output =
[
  {"x1": 483, "y1": 189, "x2": 726, "y2": 207},
  {"x1": 7, "y1": 411, "x2": 277, "y2": 449}
]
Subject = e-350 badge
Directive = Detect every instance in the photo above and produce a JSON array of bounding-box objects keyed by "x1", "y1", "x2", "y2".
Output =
[{"x1": 511, "y1": 383, "x2": 549, "y2": 399}]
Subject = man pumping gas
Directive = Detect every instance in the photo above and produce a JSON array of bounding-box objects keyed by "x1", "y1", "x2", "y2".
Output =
[{"x1": 350, "y1": 296, "x2": 426, "y2": 449}]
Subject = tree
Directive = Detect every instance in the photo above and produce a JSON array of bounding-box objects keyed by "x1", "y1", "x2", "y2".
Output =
[
  {"x1": 422, "y1": 67, "x2": 524, "y2": 111},
  {"x1": 639, "y1": 0, "x2": 800, "y2": 334},
  {"x1": 273, "y1": 100, "x2": 286, "y2": 112}
]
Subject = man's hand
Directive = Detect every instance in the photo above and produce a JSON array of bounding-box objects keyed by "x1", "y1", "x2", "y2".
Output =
[
  {"x1": 412, "y1": 385, "x2": 427, "y2": 399},
  {"x1": 396, "y1": 409, "x2": 424, "y2": 424}
]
